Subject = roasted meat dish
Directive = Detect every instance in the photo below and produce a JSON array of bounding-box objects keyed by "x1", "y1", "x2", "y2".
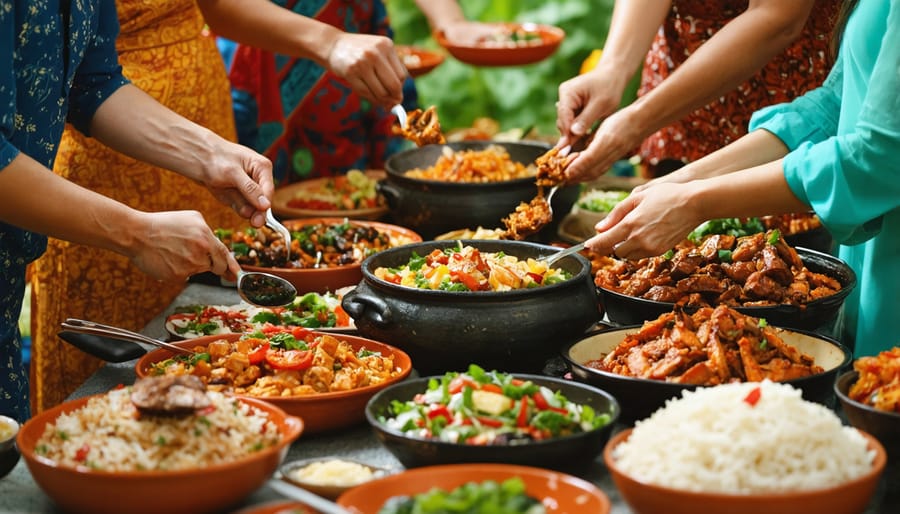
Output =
[
  {"x1": 848, "y1": 347, "x2": 900, "y2": 413},
  {"x1": 534, "y1": 147, "x2": 572, "y2": 187},
  {"x1": 586, "y1": 305, "x2": 824, "y2": 385},
  {"x1": 397, "y1": 105, "x2": 445, "y2": 146},
  {"x1": 594, "y1": 230, "x2": 841, "y2": 307}
]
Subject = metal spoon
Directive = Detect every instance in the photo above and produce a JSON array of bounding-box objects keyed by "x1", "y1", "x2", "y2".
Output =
[
  {"x1": 236, "y1": 270, "x2": 296, "y2": 307},
  {"x1": 61, "y1": 318, "x2": 196, "y2": 356},
  {"x1": 267, "y1": 478, "x2": 353, "y2": 514},
  {"x1": 541, "y1": 240, "x2": 586, "y2": 266},
  {"x1": 265, "y1": 208, "x2": 292, "y2": 263},
  {"x1": 391, "y1": 104, "x2": 408, "y2": 128}
]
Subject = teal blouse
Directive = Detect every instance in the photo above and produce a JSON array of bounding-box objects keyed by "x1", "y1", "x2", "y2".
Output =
[
  {"x1": 0, "y1": 0, "x2": 129, "y2": 421},
  {"x1": 749, "y1": 0, "x2": 899, "y2": 356}
]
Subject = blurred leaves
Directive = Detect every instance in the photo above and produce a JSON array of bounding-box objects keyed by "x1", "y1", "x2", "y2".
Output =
[{"x1": 387, "y1": 0, "x2": 637, "y2": 136}]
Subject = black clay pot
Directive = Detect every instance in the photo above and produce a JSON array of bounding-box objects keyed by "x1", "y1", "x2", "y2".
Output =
[
  {"x1": 563, "y1": 325, "x2": 850, "y2": 425},
  {"x1": 380, "y1": 141, "x2": 579, "y2": 240},
  {"x1": 365, "y1": 374, "x2": 620, "y2": 473},
  {"x1": 599, "y1": 247, "x2": 857, "y2": 336},
  {"x1": 342, "y1": 240, "x2": 602, "y2": 374},
  {"x1": 835, "y1": 370, "x2": 900, "y2": 458}
]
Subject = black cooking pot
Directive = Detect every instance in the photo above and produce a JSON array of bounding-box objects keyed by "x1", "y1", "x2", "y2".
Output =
[
  {"x1": 342, "y1": 240, "x2": 602, "y2": 374},
  {"x1": 381, "y1": 141, "x2": 579, "y2": 240},
  {"x1": 599, "y1": 247, "x2": 856, "y2": 336}
]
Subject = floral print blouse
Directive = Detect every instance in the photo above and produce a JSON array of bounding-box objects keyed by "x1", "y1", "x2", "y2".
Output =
[{"x1": 0, "y1": 0, "x2": 129, "y2": 421}]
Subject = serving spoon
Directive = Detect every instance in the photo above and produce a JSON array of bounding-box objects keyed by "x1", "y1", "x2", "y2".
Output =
[
  {"x1": 236, "y1": 270, "x2": 296, "y2": 307},
  {"x1": 267, "y1": 478, "x2": 353, "y2": 514},
  {"x1": 60, "y1": 318, "x2": 196, "y2": 356}
]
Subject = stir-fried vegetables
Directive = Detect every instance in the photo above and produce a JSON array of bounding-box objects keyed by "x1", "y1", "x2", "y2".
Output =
[
  {"x1": 380, "y1": 365, "x2": 611, "y2": 445},
  {"x1": 379, "y1": 478, "x2": 545, "y2": 514},
  {"x1": 374, "y1": 243, "x2": 571, "y2": 292}
]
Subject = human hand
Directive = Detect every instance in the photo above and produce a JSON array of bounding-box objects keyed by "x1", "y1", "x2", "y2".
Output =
[
  {"x1": 584, "y1": 182, "x2": 704, "y2": 260},
  {"x1": 555, "y1": 69, "x2": 624, "y2": 149},
  {"x1": 327, "y1": 33, "x2": 407, "y2": 107},
  {"x1": 563, "y1": 107, "x2": 644, "y2": 183},
  {"x1": 439, "y1": 21, "x2": 501, "y2": 45},
  {"x1": 199, "y1": 140, "x2": 273, "y2": 228},
  {"x1": 129, "y1": 211, "x2": 241, "y2": 282}
]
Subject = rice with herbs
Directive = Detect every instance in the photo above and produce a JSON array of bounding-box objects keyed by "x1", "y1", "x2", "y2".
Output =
[
  {"x1": 612, "y1": 381, "x2": 875, "y2": 493},
  {"x1": 35, "y1": 387, "x2": 281, "y2": 471}
]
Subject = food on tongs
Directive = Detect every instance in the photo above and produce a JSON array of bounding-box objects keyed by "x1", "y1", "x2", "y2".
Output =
[
  {"x1": 501, "y1": 195, "x2": 552, "y2": 240},
  {"x1": 397, "y1": 106, "x2": 445, "y2": 146}
]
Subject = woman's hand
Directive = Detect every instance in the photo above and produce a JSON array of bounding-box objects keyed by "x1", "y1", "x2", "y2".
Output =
[
  {"x1": 199, "y1": 139, "x2": 274, "y2": 228},
  {"x1": 439, "y1": 21, "x2": 500, "y2": 45},
  {"x1": 564, "y1": 107, "x2": 645, "y2": 183},
  {"x1": 129, "y1": 211, "x2": 242, "y2": 281},
  {"x1": 555, "y1": 69, "x2": 625, "y2": 148},
  {"x1": 584, "y1": 182, "x2": 705, "y2": 260},
  {"x1": 327, "y1": 33, "x2": 407, "y2": 107}
]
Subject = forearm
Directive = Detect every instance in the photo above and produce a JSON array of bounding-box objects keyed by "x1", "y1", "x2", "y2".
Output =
[
  {"x1": 693, "y1": 160, "x2": 809, "y2": 221},
  {"x1": 592, "y1": 0, "x2": 671, "y2": 96},
  {"x1": 88, "y1": 84, "x2": 218, "y2": 183},
  {"x1": 198, "y1": 0, "x2": 342, "y2": 65},
  {"x1": 415, "y1": 0, "x2": 468, "y2": 33},
  {"x1": 621, "y1": 0, "x2": 815, "y2": 141},
  {"x1": 0, "y1": 153, "x2": 144, "y2": 255}
]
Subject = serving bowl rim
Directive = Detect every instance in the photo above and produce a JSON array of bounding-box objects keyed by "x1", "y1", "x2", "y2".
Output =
[
  {"x1": 596, "y1": 246, "x2": 857, "y2": 313},
  {"x1": 603, "y1": 427, "x2": 886, "y2": 500},
  {"x1": 834, "y1": 369, "x2": 900, "y2": 421},
  {"x1": 17, "y1": 393, "x2": 303, "y2": 478},
  {"x1": 135, "y1": 332, "x2": 413, "y2": 403},
  {"x1": 365, "y1": 372, "x2": 621, "y2": 450},
  {"x1": 357, "y1": 239, "x2": 593, "y2": 298},
  {"x1": 562, "y1": 323, "x2": 852, "y2": 387},
  {"x1": 277, "y1": 455, "x2": 394, "y2": 491}
]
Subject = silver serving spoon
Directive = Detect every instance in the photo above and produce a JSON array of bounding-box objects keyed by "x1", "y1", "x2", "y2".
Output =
[
  {"x1": 267, "y1": 478, "x2": 353, "y2": 514},
  {"x1": 391, "y1": 104, "x2": 408, "y2": 128},
  {"x1": 265, "y1": 208, "x2": 292, "y2": 263},
  {"x1": 236, "y1": 270, "x2": 296, "y2": 307},
  {"x1": 61, "y1": 318, "x2": 196, "y2": 355},
  {"x1": 542, "y1": 240, "x2": 586, "y2": 266}
]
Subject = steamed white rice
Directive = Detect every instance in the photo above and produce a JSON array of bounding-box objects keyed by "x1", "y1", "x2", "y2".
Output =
[
  {"x1": 35, "y1": 388, "x2": 281, "y2": 471},
  {"x1": 612, "y1": 381, "x2": 875, "y2": 494}
]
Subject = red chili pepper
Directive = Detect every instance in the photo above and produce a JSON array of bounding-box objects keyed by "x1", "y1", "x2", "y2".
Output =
[
  {"x1": 526, "y1": 272, "x2": 544, "y2": 284},
  {"x1": 532, "y1": 392, "x2": 550, "y2": 410},
  {"x1": 450, "y1": 270, "x2": 482, "y2": 291},
  {"x1": 516, "y1": 397, "x2": 529, "y2": 427},
  {"x1": 427, "y1": 405, "x2": 452, "y2": 421},
  {"x1": 476, "y1": 416, "x2": 504, "y2": 428},
  {"x1": 743, "y1": 386, "x2": 762, "y2": 407},
  {"x1": 479, "y1": 383, "x2": 503, "y2": 394},
  {"x1": 448, "y1": 376, "x2": 477, "y2": 395},
  {"x1": 74, "y1": 444, "x2": 90, "y2": 462}
]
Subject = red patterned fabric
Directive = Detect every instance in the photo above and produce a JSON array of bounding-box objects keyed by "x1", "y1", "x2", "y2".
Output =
[{"x1": 638, "y1": 0, "x2": 839, "y2": 176}]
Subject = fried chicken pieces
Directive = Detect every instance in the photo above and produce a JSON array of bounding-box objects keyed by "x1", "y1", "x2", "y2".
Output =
[{"x1": 397, "y1": 106, "x2": 446, "y2": 146}]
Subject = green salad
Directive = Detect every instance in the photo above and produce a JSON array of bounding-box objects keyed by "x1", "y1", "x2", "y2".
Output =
[
  {"x1": 380, "y1": 365, "x2": 612, "y2": 445},
  {"x1": 378, "y1": 478, "x2": 545, "y2": 514},
  {"x1": 576, "y1": 189, "x2": 630, "y2": 213}
]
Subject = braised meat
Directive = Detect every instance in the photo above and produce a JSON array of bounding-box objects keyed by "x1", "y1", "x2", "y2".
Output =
[
  {"x1": 595, "y1": 230, "x2": 841, "y2": 307},
  {"x1": 130, "y1": 375, "x2": 211, "y2": 416},
  {"x1": 585, "y1": 305, "x2": 823, "y2": 385},
  {"x1": 501, "y1": 194, "x2": 552, "y2": 240},
  {"x1": 534, "y1": 147, "x2": 573, "y2": 187},
  {"x1": 397, "y1": 106, "x2": 445, "y2": 146}
]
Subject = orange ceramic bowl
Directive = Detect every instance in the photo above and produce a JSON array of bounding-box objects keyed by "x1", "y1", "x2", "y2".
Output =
[
  {"x1": 434, "y1": 22, "x2": 565, "y2": 67},
  {"x1": 135, "y1": 332, "x2": 413, "y2": 434},
  {"x1": 336, "y1": 463, "x2": 610, "y2": 513},
  {"x1": 396, "y1": 45, "x2": 445, "y2": 77},
  {"x1": 17, "y1": 394, "x2": 303, "y2": 514},
  {"x1": 241, "y1": 218, "x2": 422, "y2": 294},
  {"x1": 603, "y1": 428, "x2": 886, "y2": 514},
  {"x1": 271, "y1": 171, "x2": 389, "y2": 221}
]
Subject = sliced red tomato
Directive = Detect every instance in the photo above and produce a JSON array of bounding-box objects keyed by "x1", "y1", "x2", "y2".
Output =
[
  {"x1": 427, "y1": 405, "x2": 452, "y2": 420},
  {"x1": 532, "y1": 392, "x2": 550, "y2": 410},
  {"x1": 247, "y1": 342, "x2": 269, "y2": 364},
  {"x1": 290, "y1": 326, "x2": 314, "y2": 341},
  {"x1": 265, "y1": 348, "x2": 313, "y2": 370},
  {"x1": 334, "y1": 305, "x2": 351, "y2": 327},
  {"x1": 476, "y1": 416, "x2": 504, "y2": 428},
  {"x1": 450, "y1": 270, "x2": 482, "y2": 291}
]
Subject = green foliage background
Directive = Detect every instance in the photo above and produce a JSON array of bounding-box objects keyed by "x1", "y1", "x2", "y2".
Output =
[{"x1": 386, "y1": 0, "x2": 639, "y2": 136}]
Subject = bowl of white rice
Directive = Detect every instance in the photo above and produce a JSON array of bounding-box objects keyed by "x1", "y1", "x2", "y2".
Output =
[
  {"x1": 17, "y1": 387, "x2": 304, "y2": 514},
  {"x1": 603, "y1": 381, "x2": 886, "y2": 514}
]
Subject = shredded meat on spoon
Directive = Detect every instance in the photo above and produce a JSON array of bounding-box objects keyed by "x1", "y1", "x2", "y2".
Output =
[
  {"x1": 502, "y1": 192, "x2": 552, "y2": 240},
  {"x1": 398, "y1": 106, "x2": 446, "y2": 146}
]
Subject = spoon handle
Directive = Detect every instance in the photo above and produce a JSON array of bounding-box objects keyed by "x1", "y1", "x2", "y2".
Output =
[
  {"x1": 265, "y1": 209, "x2": 292, "y2": 262},
  {"x1": 542, "y1": 241, "x2": 586, "y2": 266},
  {"x1": 61, "y1": 319, "x2": 194, "y2": 356},
  {"x1": 267, "y1": 479, "x2": 354, "y2": 514}
]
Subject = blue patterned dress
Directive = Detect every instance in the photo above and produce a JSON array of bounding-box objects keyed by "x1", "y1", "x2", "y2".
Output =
[{"x1": 0, "y1": 0, "x2": 129, "y2": 421}]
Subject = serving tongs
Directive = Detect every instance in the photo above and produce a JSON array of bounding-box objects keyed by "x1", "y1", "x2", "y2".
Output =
[{"x1": 60, "y1": 318, "x2": 195, "y2": 362}]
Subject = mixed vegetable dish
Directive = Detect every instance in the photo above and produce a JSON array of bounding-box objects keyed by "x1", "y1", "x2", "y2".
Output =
[
  {"x1": 285, "y1": 170, "x2": 383, "y2": 211},
  {"x1": 379, "y1": 477, "x2": 545, "y2": 514},
  {"x1": 380, "y1": 365, "x2": 612, "y2": 445}
]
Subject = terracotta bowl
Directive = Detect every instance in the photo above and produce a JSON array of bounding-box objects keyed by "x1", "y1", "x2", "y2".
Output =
[
  {"x1": 365, "y1": 374, "x2": 619, "y2": 473},
  {"x1": 563, "y1": 325, "x2": 850, "y2": 425},
  {"x1": 135, "y1": 332, "x2": 412, "y2": 434},
  {"x1": 0, "y1": 415, "x2": 19, "y2": 479},
  {"x1": 434, "y1": 22, "x2": 565, "y2": 66},
  {"x1": 835, "y1": 370, "x2": 900, "y2": 458},
  {"x1": 396, "y1": 45, "x2": 445, "y2": 77},
  {"x1": 17, "y1": 394, "x2": 303, "y2": 514},
  {"x1": 271, "y1": 171, "x2": 388, "y2": 221},
  {"x1": 336, "y1": 463, "x2": 610, "y2": 513},
  {"x1": 241, "y1": 218, "x2": 422, "y2": 294},
  {"x1": 233, "y1": 500, "x2": 315, "y2": 514},
  {"x1": 604, "y1": 428, "x2": 886, "y2": 514}
]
